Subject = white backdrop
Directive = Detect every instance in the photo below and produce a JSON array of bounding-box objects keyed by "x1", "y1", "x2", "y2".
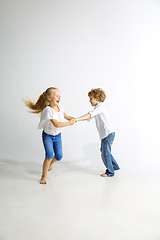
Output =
[{"x1": 1, "y1": 0, "x2": 160, "y2": 173}]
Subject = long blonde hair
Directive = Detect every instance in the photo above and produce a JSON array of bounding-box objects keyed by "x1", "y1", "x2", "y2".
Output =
[{"x1": 23, "y1": 87, "x2": 57, "y2": 114}]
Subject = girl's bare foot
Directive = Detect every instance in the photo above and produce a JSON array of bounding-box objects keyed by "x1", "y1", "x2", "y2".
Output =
[
  {"x1": 40, "y1": 177, "x2": 47, "y2": 184},
  {"x1": 48, "y1": 164, "x2": 53, "y2": 171},
  {"x1": 100, "y1": 173, "x2": 108, "y2": 177},
  {"x1": 48, "y1": 158, "x2": 58, "y2": 171}
]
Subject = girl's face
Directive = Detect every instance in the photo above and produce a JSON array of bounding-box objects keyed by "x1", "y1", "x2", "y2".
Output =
[
  {"x1": 48, "y1": 89, "x2": 61, "y2": 106},
  {"x1": 89, "y1": 96, "x2": 99, "y2": 106}
]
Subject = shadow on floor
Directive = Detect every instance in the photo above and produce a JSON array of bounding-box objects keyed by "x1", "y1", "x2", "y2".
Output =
[
  {"x1": 0, "y1": 159, "x2": 41, "y2": 177},
  {"x1": 0, "y1": 157, "x2": 104, "y2": 179}
]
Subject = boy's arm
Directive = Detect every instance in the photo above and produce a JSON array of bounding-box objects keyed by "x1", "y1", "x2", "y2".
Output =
[{"x1": 75, "y1": 113, "x2": 91, "y2": 121}]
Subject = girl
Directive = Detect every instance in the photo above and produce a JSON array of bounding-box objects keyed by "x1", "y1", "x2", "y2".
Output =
[{"x1": 24, "y1": 87, "x2": 75, "y2": 184}]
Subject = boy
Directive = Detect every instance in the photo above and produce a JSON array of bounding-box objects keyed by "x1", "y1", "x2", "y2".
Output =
[{"x1": 75, "y1": 88, "x2": 120, "y2": 177}]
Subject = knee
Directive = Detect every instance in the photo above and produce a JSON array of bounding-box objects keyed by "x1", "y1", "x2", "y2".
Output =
[
  {"x1": 45, "y1": 158, "x2": 52, "y2": 163},
  {"x1": 55, "y1": 152, "x2": 63, "y2": 161}
]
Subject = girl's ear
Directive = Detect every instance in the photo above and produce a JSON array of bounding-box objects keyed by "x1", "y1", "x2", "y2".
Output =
[{"x1": 47, "y1": 96, "x2": 51, "y2": 101}]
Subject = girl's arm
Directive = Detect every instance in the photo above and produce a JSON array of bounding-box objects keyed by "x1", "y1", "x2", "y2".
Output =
[
  {"x1": 64, "y1": 112, "x2": 74, "y2": 121},
  {"x1": 75, "y1": 113, "x2": 91, "y2": 122},
  {"x1": 50, "y1": 119, "x2": 75, "y2": 128}
]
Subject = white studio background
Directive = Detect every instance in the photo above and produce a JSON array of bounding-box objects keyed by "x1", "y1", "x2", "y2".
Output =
[{"x1": 0, "y1": 0, "x2": 160, "y2": 174}]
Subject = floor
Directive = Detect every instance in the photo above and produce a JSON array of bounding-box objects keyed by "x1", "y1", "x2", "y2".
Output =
[{"x1": 0, "y1": 159, "x2": 160, "y2": 240}]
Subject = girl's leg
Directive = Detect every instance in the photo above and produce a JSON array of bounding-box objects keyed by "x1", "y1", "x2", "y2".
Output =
[
  {"x1": 48, "y1": 133, "x2": 63, "y2": 171},
  {"x1": 48, "y1": 157, "x2": 58, "y2": 171},
  {"x1": 41, "y1": 131, "x2": 54, "y2": 184},
  {"x1": 53, "y1": 133, "x2": 63, "y2": 161},
  {"x1": 40, "y1": 158, "x2": 52, "y2": 184}
]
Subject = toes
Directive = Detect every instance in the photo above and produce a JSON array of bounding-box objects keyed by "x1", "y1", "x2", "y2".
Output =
[
  {"x1": 40, "y1": 181, "x2": 47, "y2": 184},
  {"x1": 100, "y1": 173, "x2": 108, "y2": 177},
  {"x1": 40, "y1": 179, "x2": 47, "y2": 184}
]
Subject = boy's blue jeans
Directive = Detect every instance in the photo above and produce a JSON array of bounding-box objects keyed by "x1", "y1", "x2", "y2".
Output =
[{"x1": 100, "y1": 132, "x2": 120, "y2": 177}]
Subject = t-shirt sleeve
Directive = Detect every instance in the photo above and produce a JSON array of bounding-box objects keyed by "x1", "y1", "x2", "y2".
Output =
[
  {"x1": 88, "y1": 106, "x2": 102, "y2": 119},
  {"x1": 43, "y1": 108, "x2": 53, "y2": 119},
  {"x1": 38, "y1": 108, "x2": 54, "y2": 129}
]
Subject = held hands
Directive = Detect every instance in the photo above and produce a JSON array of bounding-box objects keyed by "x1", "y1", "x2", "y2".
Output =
[
  {"x1": 67, "y1": 113, "x2": 90, "y2": 126},
  {"x1": 68, "y1": 117, "x2": 78, "y2": 121},
  {"x1": 67, "y1": 116, "x2": 74, "y2": 120},
  {"x1": 68, "y1": 117, "x2": 79, "y2": 125},
  {"x1": 69, "y1": 118, "x2": 76, "y2": 125}
]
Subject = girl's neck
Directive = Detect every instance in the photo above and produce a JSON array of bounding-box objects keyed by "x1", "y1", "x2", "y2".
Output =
[{"x1": 48, "y1": 104, "x2": 60, "y2": 112}]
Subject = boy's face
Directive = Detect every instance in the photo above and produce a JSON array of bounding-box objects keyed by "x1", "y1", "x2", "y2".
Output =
[{"x1": 89, "y1": 96, "x2": 99, "y2": 106}]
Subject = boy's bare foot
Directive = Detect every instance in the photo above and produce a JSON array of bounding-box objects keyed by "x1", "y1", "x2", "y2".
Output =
[
  {"x1": 40, "y1": 177, "x2": 47, "y2": 184},
  {"x1": 100, "y1": 173, "x2": 108, "y2": 177},
  {"x1": 48, "y1": 165, "x2": 53, "y2": 171}
]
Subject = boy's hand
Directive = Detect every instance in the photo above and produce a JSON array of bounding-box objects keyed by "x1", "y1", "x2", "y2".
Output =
[{"x1": 74, "y1": 118, "x2": 79, "y2": 122}]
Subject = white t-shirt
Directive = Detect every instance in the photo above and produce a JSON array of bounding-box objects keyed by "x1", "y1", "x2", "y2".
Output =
[
  {"x1": 88, "y1": 102, "x2": 115, "y2": 140},
  {"x1": 38, "y1": 105, "x2": 65, "y2": 136}
]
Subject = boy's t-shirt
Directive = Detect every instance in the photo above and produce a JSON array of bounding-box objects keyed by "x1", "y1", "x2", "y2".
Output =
[
  {"x1": 38, "y1": 104, "x2": 65, "y2": 136},
  {"x1": 88, "y1": 102, "x2": 115, "y2": 139}
]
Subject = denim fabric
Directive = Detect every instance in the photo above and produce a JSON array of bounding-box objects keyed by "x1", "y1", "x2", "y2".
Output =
[
  {"x1": 42, "y1": 131, "x2": 63, "y2": 160},
  {"x1": 100, "y1": 132, "x2": 120, "y2": 177}
]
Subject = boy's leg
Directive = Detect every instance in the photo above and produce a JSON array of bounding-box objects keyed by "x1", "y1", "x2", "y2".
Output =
[
  {"x1": 100, "y1": 133, "x2": 116, "y2": 177},
  {"x1": 111, "y1": 155, "x2": 120, "y2": 171}
]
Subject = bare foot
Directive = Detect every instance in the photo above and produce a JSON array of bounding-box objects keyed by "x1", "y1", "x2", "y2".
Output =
[
  {"x1": 48, "y1": 158, "x2": 58, "y2": 171},
  {"x1": 100, "y1": 173, "x2": 108, "y2": 177},
  {"x1": 40, "y1": 177, "x2": 47, "y2": 184},
  {"x1": 48, "y1": 164, "x2": 53, "y2": 172}
]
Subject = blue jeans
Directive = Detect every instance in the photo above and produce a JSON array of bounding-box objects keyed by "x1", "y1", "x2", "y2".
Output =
[
  {"x1": 100, "y1": 132, "x2": 120, "y2": 177},
  {"x1": 42, "y1": 131, "x2": 63, "y2": 160}
]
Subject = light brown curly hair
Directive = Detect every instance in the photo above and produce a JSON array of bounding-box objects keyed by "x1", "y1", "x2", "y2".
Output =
[
  {"x1": 88, "y1": 88, "x2": 106, "y2": 102},
  {"x1": 23, "y1": 87, "x2": 58, "y2": 114}
]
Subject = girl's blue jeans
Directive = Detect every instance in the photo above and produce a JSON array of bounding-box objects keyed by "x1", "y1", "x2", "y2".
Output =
[
  {"x1": 42, "y1": 131, "x2": 63, "y2": 160},
  {"x1": 100, "y1": 132, "x2": 120, "y2": 177}
]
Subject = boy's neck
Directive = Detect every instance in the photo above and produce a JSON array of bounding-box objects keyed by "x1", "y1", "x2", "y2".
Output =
[{"x1": 95, "y1": 101, "x2": 100, "y2": 106}]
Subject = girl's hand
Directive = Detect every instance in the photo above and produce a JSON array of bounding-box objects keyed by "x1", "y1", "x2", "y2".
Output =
[
  {"x1": 68, "y1": 116, "x2": 75, "y2": 120},
  {"x1": 69, "y1": 119, "x2": 76, "y2": 125}
]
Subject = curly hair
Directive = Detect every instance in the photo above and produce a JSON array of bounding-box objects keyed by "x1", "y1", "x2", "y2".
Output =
[
  {"x1": 23, "y1": 87, "x2": 58, "y2": 114},
  {"x1": 88, "y1": 88, "x2": 106, "y2": 102}
]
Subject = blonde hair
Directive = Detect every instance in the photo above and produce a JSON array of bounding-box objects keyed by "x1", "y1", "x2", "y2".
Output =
[
  {"x1": 23, "y1": 87, "x2": 58, "y2": 114},
  {"x1": 88, "y1": 88, "x2": 106, "y2": 102}
]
